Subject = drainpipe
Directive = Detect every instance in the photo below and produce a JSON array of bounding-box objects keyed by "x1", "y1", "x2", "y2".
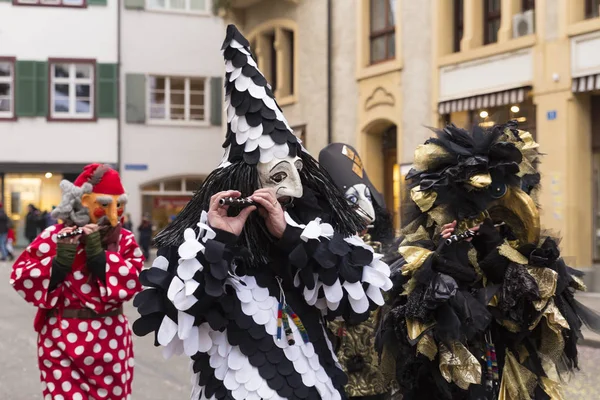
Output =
[
  {"x1": 327, "y1": 0, "x2": 333, "y2": 144},
  {"x1": 116, "y1": 1, "x2": 122, "y2": 173}
]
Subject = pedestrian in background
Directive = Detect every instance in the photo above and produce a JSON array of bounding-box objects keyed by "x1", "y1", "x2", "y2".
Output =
[
  {"x1": 25, "y1": 204, "x2": 41, "y2": 243},
  {"x1": 122, "y1": 213, "x2": 133, "y2": 231},
  {"x1": 6, "y1": 226, "x2": 15, "y2": 261},
  {"x1": 0, "y1": 203, "x2": 10, "y2": 261},
  {"x1": 137, "y1": 214, "x2": 153, "y2": 260},
  {"x1": 45, "y1": 206, "x2": 58, "y2": 226}
]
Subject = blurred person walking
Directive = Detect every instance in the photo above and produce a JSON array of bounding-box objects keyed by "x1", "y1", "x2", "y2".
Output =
[
  {"x1": 0, "y1": 203, "x2": 10, "y2": 261},
  {"x1": 122, "y1": 213, "x2": 133, "y2": 231},
  {"x1": 137, "y1": 214, "x2": 153, "y2": 260},
  {"x1": 25, "y1": 204, "x2": 41, "y2": 243},
  {"x1": 10, "y1": 164, "x2": 144, "y2": 400}
]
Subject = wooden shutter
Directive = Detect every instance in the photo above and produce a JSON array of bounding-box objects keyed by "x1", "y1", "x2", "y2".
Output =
[
  {"x1": 35, "y1": 61, "x2": 48, "y2": 117},
  {"x1": 210, "y1": 77, "x2": 223, "y2": 126},
  {"x1": 126, "y1": 73, "x2": 146, "y2": 123},
  {"x1": 97, "y1": 63, "x2": 119, "y2": 118},
  {"x1": 15, "y1": 61, "x2": 37, "y2": 117},
  {"x1": 124, "y1": 0, "x2": 145, "y2": 9},
  {"x1": 87, "y1": 0, "x2": 108, "y2": 5}
]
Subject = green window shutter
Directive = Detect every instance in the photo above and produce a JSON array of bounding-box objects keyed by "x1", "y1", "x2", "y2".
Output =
[
  {"x1": 87, "y1": 0, "x2": 108, "y2": 5},
  {"x1": 210, "y1": 77, "x2": 223, "y2": 126},
  {"x1": 97, "y1": 63, "x2": 119, "y2": 118},
  {"x1": 126, "y1": 73, "x2": 146, "y2": 123},
  {"x1": 35, "y1": 61, "x2": 48, "y2": 117},
  {"x1": 15, "y1": 61, "x2": 37, "y2": 117},
  {"x1": 124, "y1": 0, "x2": 145, "y2": 9}
]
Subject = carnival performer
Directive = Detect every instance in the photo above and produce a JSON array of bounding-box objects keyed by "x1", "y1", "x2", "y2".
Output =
[
  {"x1": 10, "y1": 163, "x2": 144, "y2": 400},
  {"x1": 132, "y1": 25, "x2": 392, "y2": 400},
  {"x1": 378, "y1": 122, "x2": 600, "y2": 399},
  {"x1": 319, "y1": 143, "x2": 400, "y2": 399}
]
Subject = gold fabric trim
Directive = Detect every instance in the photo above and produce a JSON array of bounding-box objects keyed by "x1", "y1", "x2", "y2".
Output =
[
  {"x1": 413, "y1": 143, "x2": 448, "y2": 172},
  {"x1": 406, "y1": 319, "x2": 435, "y2": 342},
  {"x1": 438, "y1": 342, "x2": 481, "y2": 390},
  {"x1": 498, "y1": 242, "x2": 529, "y2": 265},
  {"x1": 399, "y1": 246, "x2": 432, "y2": 276},
  {"x1": 468, "y1": 173, "x2": 492, "y2": 188},
  {"x1": 540, "y1": 377, "x2": 564, "y2": 400},
  {"x1": 401, "y1": 225, "x2": 430, "y2": 246},
  {"x1": 572, "y1": 275, "x2": 588, "y2": 291},
  {"x1": 416, "y1": 334, "x2": 438, "y2": 361},
  {"x1": 498, "y1": 351, "x2": 537, "y2": 400},
  {"x1": 527, "y1": 267, "x2": 558, "y2": 311},
  {"x1": 410, "y1": 186, "x2": 437, "y2": 212},
  {"x1": 427, "y1": 205, "x2": 452, "y2": 231}
]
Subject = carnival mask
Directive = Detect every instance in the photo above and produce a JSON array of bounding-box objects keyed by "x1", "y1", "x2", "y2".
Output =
[
  {"x1": 345, "y1": 184, "x2": 376, "y2": 224},
  {"x1": 81, "y1": 193, "x2": 128, "y2": 227},
  {"x1": 257, "y1": 155, "x2": 304, "y2": 201}
]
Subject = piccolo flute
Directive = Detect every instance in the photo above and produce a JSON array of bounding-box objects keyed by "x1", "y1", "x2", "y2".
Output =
[
  {"x1": 56, "y1": 228, "x2": 84, "y2": 240},
  {"x1": 218, "y1": 197, "x2": 259, "y2": 208},
  {"x1": 444, "y1": 222, "x2": 505, "y2": 245}
]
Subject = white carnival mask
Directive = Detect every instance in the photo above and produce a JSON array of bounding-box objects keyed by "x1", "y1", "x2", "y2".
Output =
[
  {"x1": 345, "y1": 183, "x2": 376, "y2": 224},
  {"x1": 257, "y1": 155, "x2": 304, "y2": 200}
]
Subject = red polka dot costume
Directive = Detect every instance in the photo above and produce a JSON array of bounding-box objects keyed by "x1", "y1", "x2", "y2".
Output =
[{"x1": 10, "y1": 164, "x2": 144, "y2": 400}]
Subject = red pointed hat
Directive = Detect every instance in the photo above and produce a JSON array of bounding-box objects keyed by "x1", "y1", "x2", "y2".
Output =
[{"x1": 74, "y1": 164, "x2": 125, "y2": 195}]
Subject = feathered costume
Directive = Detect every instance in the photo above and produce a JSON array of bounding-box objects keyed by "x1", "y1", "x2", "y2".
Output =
[
  {"x1": 132, "y1": 25, "x2": 392, "y2": 400},
  {"x1": 379, "y1": 122, "x2": 600, "y2": 400}
]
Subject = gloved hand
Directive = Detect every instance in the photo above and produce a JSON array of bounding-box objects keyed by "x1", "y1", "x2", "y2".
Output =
[{"x1": 470, "y1": 218, "x2": 503, "y2": 260}]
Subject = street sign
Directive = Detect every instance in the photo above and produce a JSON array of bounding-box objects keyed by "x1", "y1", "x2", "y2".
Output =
[
  {"x1": 547, "y1": 110, "x2": 557, "y2": 120},
  {"x1": 124, "y1": 164, "x2": 148, "y2": 171}
]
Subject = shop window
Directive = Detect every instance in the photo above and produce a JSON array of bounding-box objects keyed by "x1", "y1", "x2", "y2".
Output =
[
  {"x1": 148, "y1": 76, "x2": 207, "y2": 124},
  {"x1": 14, "y1": 0, "x2": 86, "y2": 7},
  {"x1": 163, "y1": 178, "x2": 183, "y2": 192},
  {"x1": 49, "y1": 59, "x2": 95, "y2": 121},
  {"x1": 453, "y1": 0, "x2": 464, "y2": 53},
  {"x1": 586, "y1": 0, "x2": 600, "y2": 19},
  {"x1": 369, "y1": 0, "x2": 396, "y2": 64},
  {"x1": 469, "y1": 99, "x2": 537, "y2": 140},
  {"x1": 522, "y1": 0, "x2": 535, "y2": 11},
  {"x1": 249, "y1": 24, "x2": 295, "y2": 100},
  {"x1": 484, "y1": 0, "x2": 501, "y2": 45},
  {"x1": 0, "y1": 58, "x2": 14, "y2": 120},
  {"x1": 146, "y1": 0, "x2": 208, "y2": 14}
]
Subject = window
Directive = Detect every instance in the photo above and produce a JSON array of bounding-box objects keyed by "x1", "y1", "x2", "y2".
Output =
[
  {"x1": 369, "y1": 0, "x2": 396, "y2": 63},
  {"x1": 49, "y1": 60, "x2": 95, "y2": 120},
  {"x1": 148, "y1": 76, "x2": 207, "y2": 123},
  {"x1": 0, "y1": 58, "x2": 15, "y2": 120},
  {"x1": 14, "y1": 0, "x2": 86, "y2": 7},
  {"x1": 248, "y1": 24, "x2": 296, "y2": 100},
  {"x1": 146, "y1": 0, "x2": 209, "y2": 14},
  {"x1": 586, "y1": 0, "x2": 600, "y2": 19},
  {"x1": 453, "y1": 0, "x2": 464, "y2": 53},
  {"x1": 522, "y1": 0, "x2": 535, "y2": 11},
  {"x1": 484, "y1": 0, "x2": 501, "y2": 44}
]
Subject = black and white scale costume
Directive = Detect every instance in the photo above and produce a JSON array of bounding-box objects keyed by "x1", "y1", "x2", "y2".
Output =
[{"x1": 132, "y1": 25, "x2": 392, "y2": 400}]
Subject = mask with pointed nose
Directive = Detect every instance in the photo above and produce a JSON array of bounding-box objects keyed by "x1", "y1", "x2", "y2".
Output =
[
  {"x1": 81, "y1": 193, "x2": 128, "y2": 227},
  {"x1": 257, "y1": 155, "x2": 304, "y2": 201}
]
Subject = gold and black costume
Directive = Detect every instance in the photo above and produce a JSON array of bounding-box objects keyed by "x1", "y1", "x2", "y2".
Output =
[{"x1": 379, "y1": 122, "x2": 600, "y2": 400}]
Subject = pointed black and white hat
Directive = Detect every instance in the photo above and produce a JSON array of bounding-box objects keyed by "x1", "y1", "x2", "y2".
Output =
[{"x1": 220, "y1": 24, "x2": 301, "y2": 166}]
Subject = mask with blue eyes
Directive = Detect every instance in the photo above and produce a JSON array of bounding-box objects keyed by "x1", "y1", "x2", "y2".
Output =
[{"x1": 344, "y1": 183, "x2": 376, "y2": 224}]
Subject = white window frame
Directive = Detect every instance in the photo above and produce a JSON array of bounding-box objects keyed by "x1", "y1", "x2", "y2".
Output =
[
  {"x1": 50, "y1": 61, "x2": 95, "y2": 120},
  {"x1": 0, "y1": 59, "x2": 14, "y2": 120},
  {"x1": 14, "y1": 0, "x2": 87, "y2": 7},
  {"x1": 146, "y1": 0, "x2": 211, "y2": 15},
  {"x1": 147, "y1": 75, "x2": 209, "y2": 126}
]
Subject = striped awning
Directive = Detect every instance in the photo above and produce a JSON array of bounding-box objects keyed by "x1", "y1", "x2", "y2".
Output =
[
  {"x1": 572, "y1": 74, "x2": 600, "y2": 93},
  {"x1": 438, "y1": 87, "x2": 528, "y2": 115}
]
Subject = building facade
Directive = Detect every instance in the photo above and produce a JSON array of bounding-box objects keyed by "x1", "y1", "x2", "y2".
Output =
[
  {"x1": 219, "y1": 0, "x2": 430, "y2": 230},
  {"x1": 431, "y1": 0, "x2": 600, "y2": 284},
  {"x1": 120, "y1": 0, "x2": 224, "y2": 232},
  {"x1": 0, "y1": 0, "x2": 225, "y2": 240},
  {"x1": 0, "y1": 0, "x2": 119, "y2": 242}
]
